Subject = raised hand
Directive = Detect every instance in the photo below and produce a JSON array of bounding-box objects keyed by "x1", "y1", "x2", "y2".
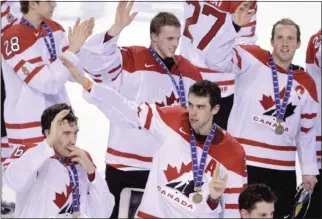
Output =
[
  {"x1": 46, "y1": 109, "x2": 70, "y2": 147},
  {"x1": 68, "y1": 17, "x2": 95, "y2": 53},
  {"x1": 108, "y1": 1, "x2": 138, "y2": 37},
  {"x1": 208, "y1": 162, "x2": 228, "y2": 200},
  {"x1": 232, "y1": 1, "x2": 256, "y2": 27},
  {"x1": 67, "y1": 146, "x2": 95, "y2": 174}
]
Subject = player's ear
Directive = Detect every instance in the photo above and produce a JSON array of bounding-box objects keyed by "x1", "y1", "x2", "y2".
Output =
[
  {"x1": 44, "y1": 129, "x2": 50, "y2": 138},
  {"x1": 29, "y1": 1, "x2": 40, "y2": 10},
  {"x1": 240, "y1": 209, "x2": 249, "y2": 218},
  {"x1": 151, "y1": 32, "x2": 158, "y2": 42}
]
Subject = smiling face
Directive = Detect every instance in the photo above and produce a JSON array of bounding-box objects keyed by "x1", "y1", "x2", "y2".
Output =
[
  {"x1": 151, "y1": 25, "x2": 181, "y2": 58},
  {"x1": 271, "y1": 23, "x2": 301, "y2": 66}
]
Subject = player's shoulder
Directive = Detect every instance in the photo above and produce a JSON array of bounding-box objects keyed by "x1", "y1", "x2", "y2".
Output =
[
  {"x1": 156, "y1": 105, "x2": 187, "y2": 117},
  {"x1": 2, "y1": 23, "x2": 29, "y2": 40},
  {"x1": 121, "y1": 45, "x2": 149, "y2": 55},
  {"x1": 43, "y1": 19, "x2": 65, "y2": 32},
  {"x1": 175, "y1": 55, "x2": 203, "y2": 81},
  {"x1": 222, "y1": 132, "x2": 246, "y2": 157},
  {"x1": 293, "y1": 67, "x2": 319, "y2": 102}
]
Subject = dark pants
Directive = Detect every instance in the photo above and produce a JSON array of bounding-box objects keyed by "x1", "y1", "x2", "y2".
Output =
[
  {"x1": 105, "y1": 164, "x2": 149, "y2": 219},
  {"x1": 247, "y1": 165, "x2": 297, "y2": 218},
  {"x1": 1, "y1": 70, "x2": 7, "y2": 138},
  {"x1": 306, "y1": 168, "x2": 322, "y2": 219}
]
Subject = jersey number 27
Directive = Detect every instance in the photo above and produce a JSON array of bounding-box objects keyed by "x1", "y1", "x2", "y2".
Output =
[{"x1": 183, "y1": 1, "x2": 226, "y2": 51}]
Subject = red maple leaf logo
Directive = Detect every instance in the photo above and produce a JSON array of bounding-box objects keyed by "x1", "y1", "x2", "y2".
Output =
[
  {"x1": 155, "y1": 91, "x2": 180, "y2": 107},
  {"x1": 164, "y1": 162, "x2": 192, "y2": 182},
  {"x1": 53, "y1": 184, "x2": 72, "y2": 209},
  {"x1": 259, "y1": 88, "x2": 286, "y2": 110}
]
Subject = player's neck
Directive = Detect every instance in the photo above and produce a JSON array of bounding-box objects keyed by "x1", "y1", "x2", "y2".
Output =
[
  {"x1": 151, "y1": 43, "x2": 166, "y2": 59},
  {"x1": 23, "y1": 13, "x2": 43, "y2": 30},
  {"x1": 193, "y1": 120, "x2": 213, "y2": 136},
  {"x1": 272, "y1": 53, "x2": 292, "y2": 72}
]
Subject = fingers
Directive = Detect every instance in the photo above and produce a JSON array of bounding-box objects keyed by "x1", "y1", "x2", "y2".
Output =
[
  {"x1": 130, "y1": 12, "x2": 138, "y2": 23},
  {"x1": 126, "y1": 0, "x2": 135, "y2": 13},
  {"x1": 213, "y1": 162, "x2": 221, "y2": 180}
]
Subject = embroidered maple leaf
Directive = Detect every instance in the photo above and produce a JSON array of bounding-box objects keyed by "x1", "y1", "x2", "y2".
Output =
[
  {"x1": 263, "y1": 103, "x2": 297, "y2": 121},
  {"x1": 53, "y1": 184, "x2": 72, "y2": 209},
  {"x1": 259, "y1": 88, "x2": 286, "y2": 110},
  {"x1": 155, "y1": 91, "x2": 180, "y2": 107},
  {"x1": 164, "y1": 162, "x2": 192, "y2": 182}
]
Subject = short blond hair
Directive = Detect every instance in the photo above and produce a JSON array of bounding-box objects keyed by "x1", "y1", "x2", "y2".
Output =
[
  {"x1": 271, "y1": 18, "x2": 301, "y2": 42},
  {"x1": 150, "y1": 12, "x2": 181, "y2": 35}
]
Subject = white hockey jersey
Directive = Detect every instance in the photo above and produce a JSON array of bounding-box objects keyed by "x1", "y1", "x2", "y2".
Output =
[
  {"x1": 3, "y1": 140, "x2": 115, "y2": 218},
  {"x1": 306, "y1": 30, "x2": 321, "y2": 169},
  {"x1": 205, "y1": 15, "x2": 319, "y2": 175},
  {"x1": 1, "y1": 19, "x2": 108, "y2": 153},
  {"x1": 1, "y1": 0, "x2": 22, "y2": 164},
  {"x1": 83, "y1": 82, "x2": 247, "y2": 218},
  {"x1": 180, "y1": 0, "x2": 257, "y2": 129},
  {"x1": 81, "y1": 34, "x2": 203, "y2": 171}
]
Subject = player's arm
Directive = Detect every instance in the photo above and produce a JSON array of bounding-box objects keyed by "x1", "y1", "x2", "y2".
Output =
[
  {"x1": 296, "y1": 88, "x2": 319, "y2": 176},
  {"x1": 1, "y1": 30, "x2": 80, "y2": 95},
  {"x1": 205, "y1": 2, "x2": 255, "y2": 74},
  {"x1": 306, "y1": 31, "x2": 321, "y2": 70},
  {"x1": 60, "y1": 56, "x2": 164, "y2": 138},
  {"x1": 3, "y1": 140, "x2": 55, "y2": 193},
  {"x1": 77, "y1": 1, "x2": 138, "y2": 86}
]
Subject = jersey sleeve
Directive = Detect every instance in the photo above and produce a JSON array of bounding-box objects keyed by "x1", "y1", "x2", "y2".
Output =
[
  {"x1": 296, "y1": 84, "x2": 319, "y2": 175},
  {"x1": 1, "y1": 29, "x2": 79, "y2": 95},
  {"x1": 306, "y1": 31, "x2": 321, "y2": 68},
  {"x1": 3, "y1": 140, "x2": 55, "y2": 192},
  {"x1": 205, "y1": 15, "x2": 255, "y2": 75},
  {"x1": 83, "y1": 82, "x2": 166, "y2": 138},
  {"x1": 79, "y1": 33, "x2": 134, "y2": 90}
]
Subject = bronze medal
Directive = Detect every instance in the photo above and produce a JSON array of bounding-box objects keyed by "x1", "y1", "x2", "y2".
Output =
[
  {"x1": 72, "y1": 211, "x2": 81, "y2": 218},
  {"x1": 275, "y1": 124, "x2": 285, "y2": 135},
  {"x1": 193, "y1": 192, "x2": 203, "y2": 204}
]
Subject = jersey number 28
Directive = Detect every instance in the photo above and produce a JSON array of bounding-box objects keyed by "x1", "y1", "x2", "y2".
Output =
[
  {"x1": 4, "y1": 37, "x2": 20, "y2": 56},
  {"x1": 183, "y1": 1, "x2": 226, "y2": 50}
]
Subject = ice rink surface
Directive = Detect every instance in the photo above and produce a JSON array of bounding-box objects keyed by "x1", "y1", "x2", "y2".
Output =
[{"x1": 2, "y1": 0, "x2": 321, "y2": 203}]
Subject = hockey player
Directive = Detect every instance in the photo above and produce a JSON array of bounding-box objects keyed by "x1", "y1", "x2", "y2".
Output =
[
  {"x1": 205, "y1": 2, "x2": 319, "y2": 217},
  {"x1": 305, "y1": 30, "x2": 321, "y2": 219},
  {"x1": 60, "y1": 55, "x2": 248, "y2": 218},
  {"x1": 180, "y1": 0, "x2": 257, "y2": 130},
  {"x1": 238, "y1": 184, "x2": 277, "y2": 219},
  {"x1": 3, "y1": 103, "x2": 115, "y2": 218}
]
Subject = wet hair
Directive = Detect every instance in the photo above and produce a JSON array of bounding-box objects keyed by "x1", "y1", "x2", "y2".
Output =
[
  {"x1": 239, "y1": 184, "x2": 277, "y2": 212},
  {"x1": 41, "y1": 103, "x2": 78, "y2": 136},
  {"x1": 188, "y1": 80, "x2": 221, "y2": 109},
  {"x1": 150, "y1": 12, "x2": 181, "y2": 35},
  {"x1": 271, "y1": 18, "x2": 301, "y2": 43}
]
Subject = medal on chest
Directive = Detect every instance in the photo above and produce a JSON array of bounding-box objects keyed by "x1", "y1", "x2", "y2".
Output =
[
  {"x1": 190, "y1": 123, "x2": 216, "y2": 204},
  {"x1": 269, "y1": 54, "x2": 294, "y2": 135}
]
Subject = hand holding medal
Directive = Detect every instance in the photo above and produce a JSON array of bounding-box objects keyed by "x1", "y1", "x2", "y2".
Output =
[{"x1": 209, "y1": 162, "x2": 228, "y2": 201}]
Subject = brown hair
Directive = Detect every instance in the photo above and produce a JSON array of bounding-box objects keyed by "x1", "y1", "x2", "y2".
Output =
[
  {"x1": 20, "y1": 1, "x2": 39, "y2": 14},
  {"x1": 150, "y1": 12, "x2": 181, "y2": 35},
  {"x1": 271, "y1": 18, "x2": 301, "y2": 42}
]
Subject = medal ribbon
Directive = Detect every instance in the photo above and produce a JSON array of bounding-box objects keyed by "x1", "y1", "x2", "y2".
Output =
[
  {"x1": 190, "y1": 123, "x2": 216, "y2": 189},
  {"x1": 60, "y1": 158, "x2": 80, "y2": 214},
  {"x1": 21, "y1": 17, "x2": 57, "y2": 61},
  {"x1": 269, "y1": 54, "x2": 294, "y2": 121},
  {"x1": 148, "y1": 46, "x2": 186, "y2": 107}
]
